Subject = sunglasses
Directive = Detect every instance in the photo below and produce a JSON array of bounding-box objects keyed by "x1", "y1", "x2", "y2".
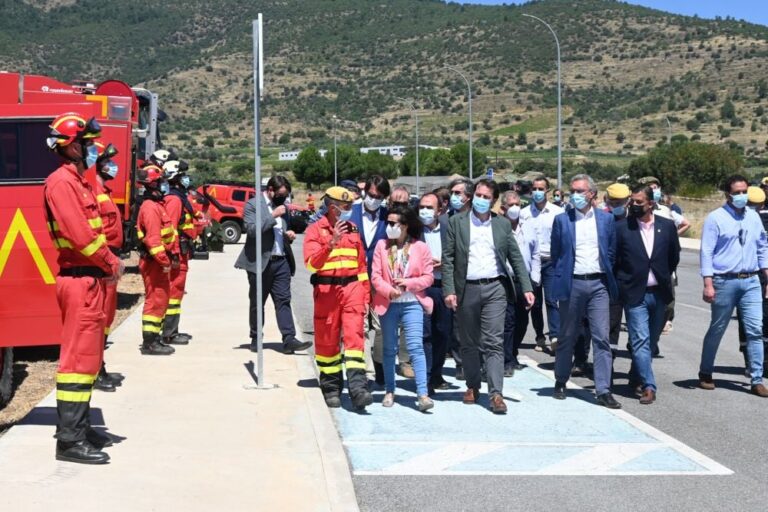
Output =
[{"x1": 386, "y1": 220, "x2": 403, "y2": 227}]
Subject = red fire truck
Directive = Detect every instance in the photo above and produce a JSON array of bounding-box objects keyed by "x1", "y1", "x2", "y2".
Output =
[{"x1": 0, "y1": 73, "x2": 162, "y2": 406}]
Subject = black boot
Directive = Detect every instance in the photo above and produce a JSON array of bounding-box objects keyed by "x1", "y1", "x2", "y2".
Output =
[
  {"x1": 93, "y1": 368, "x2": 116, "y2": 392},
  {"x1": 56, "y1": 439, "x2": 110, "y2": 464},
  {"x1": 140, "y1": 334, "x2": 175, "y2": 355},
  {"x1": 86, "y1": 428, "x2": 114, "y2": 448},
  {"x1": 347, "y1": 368, "x2": 372, "y2": 410},
  {"x1": 164, "y1": 334, "x2": 189, "y2": 345}
]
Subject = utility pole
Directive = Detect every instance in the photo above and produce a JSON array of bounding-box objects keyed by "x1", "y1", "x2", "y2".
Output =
[{"x1": 444, "y1": 66, "x2": 473, "y2": 179}]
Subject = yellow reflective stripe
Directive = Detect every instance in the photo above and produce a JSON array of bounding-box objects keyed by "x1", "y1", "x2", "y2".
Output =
[
  {"x1": 149, "y1": 246, "x2": 165, "y2": 255},
  {"x1": 318, "y1": 366, "x2": 343, "y2": 374},
  {"x1": 345, "y1": 350, "x2": 364, "y2": 359},
  {"x1": 161, "y1": 227, "x2": 174, "y2": 235},
  {"x1": 345, "y1": 360, "x2": 366, "y2": 370},
  {"x1": 97, "y1": 193, "x2": 110, "y2": 203},
  {"x1": 168, "y1": 299, "x2": 182, "y2": 305},
  {"x1": 137, "y1": 229, "x2": 145, "y2": 239},
  {"x1": 306, "y1": 260, "x2": 319, "y2": 272},
  {"x1": 55, "y1": 238, "x2": 73, "y2": 249},
  {"x1": 329, "y1": 248, "x2": 358, "y2": 258},
  {"x1": 357, "y1": 273, "x2": 369, "y2": 281},
  {"x1": 104, "y1": 326, "x2": 112, "y2": 335},
  {"x1": 165, "y1": 308, "x2": 181, "y2": 315},
  {"x1": 142, "y1": 325, "x2": 162, "y2": 333},
  {"x1": 56, "y1": 373, "x2": 96, "y2": 385},
  {"x1": 319, "y1": 260, "x2": 358, "y2": 271},
  {"x1": 180, "y1": 223, "x2": 194, "y2": 230},
  {"x1": 48, "y1": 221, "x2": 59, "y2": 231},
  {"x1": 88, "y1": 217, "x2": 103, "y2": 228},
  {"x1": 315, "y1": 353, "x2": 342, "y2": 364},
  {"x1": 142, "y1": 314, "x2": 163, "y2": 323},
  {"x1": 56, "y1": 390, "x2": 92, "y2": 402},
  {"x1": 80, "y1": 234, "x2": 106, "y2": 257}
]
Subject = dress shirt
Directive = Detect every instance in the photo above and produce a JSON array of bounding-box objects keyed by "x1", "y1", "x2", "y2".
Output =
[
  {"x1": 511, "y1": 222, "x2": 541, "y2": 284},
  {"x1": 265, "y1": 193, "x2": 284, "y2": 256},
  {"x1": 573, "y1": 207, "x2": 603, "y2": 275},
  {"x1": 638, "y1": 218, "x2": 658, "y2": 286},
  {"x1": 700, "y1": 203, "x2": 768, "y2": 277},
  {"x1": 520, "y1": 201, "x2": 564, "y2": 259},
  {"x1": 362, "y1": 208, "x2": 380, "y2": 248},
  {"x1": 423, "y1": 223, "x2": 442, "y2": 280},
  {"x1": 466, "y1": 212, "x2": 503, "y2": 280}
]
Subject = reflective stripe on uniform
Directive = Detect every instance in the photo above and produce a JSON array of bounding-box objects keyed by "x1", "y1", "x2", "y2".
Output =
[
  {"x1": 329, "y1": 248, "x2": 358, "y2": 258},
  {"x1": 54, "y1": 238, "x2": 73, "y2": 249},
  {"x1": 104, "y1": 326, "x2": 112, "y2": 335},
  {"x1": 357, "y1": 273, "x2": 369, "y2": 281},
  {"x1": 142, "y1": 314, "x2": 163, "y2": 323},
  {"x1": 142, "y1": 314, "x2": 163, "y2": 333},
  {"x1": 161, "y1": 227, "x2": 174, "y2": 236},
  {"x1": 81, "y1": 234, "x2": 106, "y2": 257},
  {"x1": 97, "y1": 194, "x2": 110, "y2": 203},
  {"x1": 56, "y1": 390, "x2": 92, "y2": 402},
  {"x1": 344, "y1": 349, "x2": 366, "y2": 370},
  {"x1": 56, "y1": 373, "x2": 96, "y2": 385},
  {"x1": 149, "y1": 246, "x2": 165, "y2": 255},
  {"x1": 316, "y1": 353, "x2": 343, "y2": 374},
  {"x1": 137, "y1": 229, "x2": 145, "y2": 239},
  {"x1": 88, "y1": 217, "x2": 103, "y2": 228},
  {"x1": 319, "y1": 260, "x2": 358, "y2": 271}
]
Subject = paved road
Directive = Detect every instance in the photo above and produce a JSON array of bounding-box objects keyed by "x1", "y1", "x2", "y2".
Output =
[{"x1": 290, "y1": 235, "x2": 768, "y2": 512}]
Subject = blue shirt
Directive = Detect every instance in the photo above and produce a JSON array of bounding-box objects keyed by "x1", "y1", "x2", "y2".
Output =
[
  {"x1": 700, "y1": 203, "x2": 768, "y2": 277},
  {"x1": 423, "y1": 223, "x2": 442, "y2": 280}
]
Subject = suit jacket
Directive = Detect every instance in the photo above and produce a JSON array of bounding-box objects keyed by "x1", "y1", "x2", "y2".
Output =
[
  {"x1": 234, "y1": 195, "x2": 295, "y2": 275},
  {"x1": 614, "y1": 215, "x2": 680, "y2": 306},
  {"x1": 370, "y1": 239, "x2": 435, "y2": 316},
  {"x1": 442, "y1": 211, "x2": 533, "y2": 303},
  {"x1": 550, "y1": 207, "x2": 618, "y2": 301},
  {"x1": 350, "y1": 202, "x2": 388, "y2": 276},
  {"x1": 419, "y1": 213, "x2": 449, "y2": 251}
]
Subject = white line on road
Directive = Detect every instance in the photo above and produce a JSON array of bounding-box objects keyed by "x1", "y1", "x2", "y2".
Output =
[
  {"x1": 540, "y1": 443, "x2": 657, "y2": 474},
  {"x1": 382, "y1": 442, "x2": 506, "y2": 473}
]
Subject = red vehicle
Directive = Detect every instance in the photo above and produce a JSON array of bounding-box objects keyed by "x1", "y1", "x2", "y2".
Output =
[{"x1": 0, "y1": 72, "x2": 162, "y2": 406}]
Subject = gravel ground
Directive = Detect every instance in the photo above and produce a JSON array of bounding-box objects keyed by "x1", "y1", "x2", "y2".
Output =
[{"x1": 0, "y1": 253, "x2": 144, "y2": 432}]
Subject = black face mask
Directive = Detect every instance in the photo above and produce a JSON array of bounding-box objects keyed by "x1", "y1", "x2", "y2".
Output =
[
  {"x1": 272, "y1": 195, "x2": 287, "y2": 207},
  {"x1": 629, "y1": 204, "x2": 647, "y2": 218}
]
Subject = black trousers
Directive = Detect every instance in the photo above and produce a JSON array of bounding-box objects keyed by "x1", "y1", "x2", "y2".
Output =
[
  {"x1": 247, "y1": 257, "x2": 297, "y2": 345},
  {"x1": 504, "y1": 281, "x2": 530, "y2": 365}
]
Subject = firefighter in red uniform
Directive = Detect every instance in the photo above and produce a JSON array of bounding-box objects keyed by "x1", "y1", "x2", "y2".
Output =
[
  {"x1": 92, "y1": 142, "x2": 125, "y2": 392},
  {"x1": 44, "y1": 113, "x2": 124, "y2": 464},
  {"x1": 160, "y1": 160, "x2": 197, "y2": 345},
  {"x1": 303, "y1": 186, "x2": 372, "y2": 410},
  {"x1": 136, "y1": 165, "x2": 178, "y2": 355}
]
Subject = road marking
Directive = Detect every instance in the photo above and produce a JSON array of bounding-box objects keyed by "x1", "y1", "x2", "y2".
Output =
[
  {"x1": 381, "y1": 442, "x2": 506, "y2": 473},
  {"x1": 540, "y1": 443, "x2": 658, "y2": 474}
]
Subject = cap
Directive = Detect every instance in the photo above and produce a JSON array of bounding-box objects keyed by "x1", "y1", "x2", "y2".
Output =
[
  {"x1": 339, "y1": 179, "x2": 358, "y2": 191},
  {"x1": 761, "y1": 177, "x2": 768, "y2": 186},
  {"x1": 638, "y1": 176, "x2": 661, "y2": 186},
  {"x1": 748, "y1": 186, "x2": 765, "y2": 204},
  {"x1": 606, "y1": 183, "x2": 630, "y2": 200},
  {"x1": 324, "y1": 186, "x2": 354, "y2": 203}
]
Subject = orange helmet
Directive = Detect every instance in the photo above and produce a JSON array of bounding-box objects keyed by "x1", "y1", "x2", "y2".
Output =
[
  {"x1": 46, "y1": 113, "x2": 101, "y2": 150},
  {"x1": 136, "y1": 164, "x2": 164, "y2": 186}
]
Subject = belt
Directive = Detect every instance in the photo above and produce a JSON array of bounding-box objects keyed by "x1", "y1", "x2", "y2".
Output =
[
  {"x1": 645, "y1": 285, "x2": 659, "y2": 293},
  {"x1": 715, "y1": 271, "x2": 759, "y2": 279},
  {"x1": 310, "y1": 274, "x2": 357, "y2": 286},
  {"x1": 59, "y1": 266, "x2": 106, "y2": 278},
  {"x1": 466, "y1": 276, "x2": 503, "y2": 285},
  {"x1": 431, "y1": 279, "x2": 442, "y2": 288},
  {"x1": 573, "y1": 273, "x2": 604, "y2": 280},
  {"x1": 270, "y1": 255, "x2": 286, "y2": 261}
]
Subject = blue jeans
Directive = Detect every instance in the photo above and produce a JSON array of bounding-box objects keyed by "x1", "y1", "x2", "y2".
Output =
[
  {"x1": 625, "y1": 290, "x2": 666, "y2": 392},
  {"x1": 381, "y1": 302, "x2": 428, "y2": 396},
  {"x1": 700, "y1": 275, "x2": 765, "y2": 385}
]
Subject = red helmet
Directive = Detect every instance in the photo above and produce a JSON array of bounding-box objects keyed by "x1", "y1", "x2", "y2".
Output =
[
  {"x1": 46, "y1": 113, "x2": 101, "y2": 150},
  {"x1": 137, "y1": 164, "x2": 164, "y2": 186}
]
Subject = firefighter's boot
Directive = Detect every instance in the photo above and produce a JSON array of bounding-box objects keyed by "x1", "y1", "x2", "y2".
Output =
[
  {"x1": 319, "y1": 371, "x2": 343, "y2": 409},
  {"x1": 93, "y1": 366, "x2": 116, "y2": 392},
  {"x1": 347, "y1": 368, "x2": 372, "y2": 410},
  {"x1": 140, "y1": 334, "x2": 175, "y2": 356},
  {"x1": 56, "y1": 439, "x2": 110, "y2": 465},
  {"x1": 164, "y1": 334, "x2": 189, "y2": 346}
]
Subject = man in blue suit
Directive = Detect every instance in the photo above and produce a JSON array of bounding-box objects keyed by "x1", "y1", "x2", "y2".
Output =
[{"x1": 550, "y1": 174, "x2": 621, "y2": 408}]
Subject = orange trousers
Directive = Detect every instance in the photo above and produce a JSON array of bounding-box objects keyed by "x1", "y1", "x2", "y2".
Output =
[
  {"x1": 163, "y1": 254, "x2": 188, "y2": 337},
  {"x1": 139, "y1": 257, "x2": 170, "y2": 342}
]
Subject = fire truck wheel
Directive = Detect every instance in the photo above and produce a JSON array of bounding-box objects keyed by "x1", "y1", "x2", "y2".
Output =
[
  {"x1": 0, "y1": 347, "x2": 13, "y2": 408},
  {"x1": 220, "y1": 220, "x2": 242, "y2": 244}
]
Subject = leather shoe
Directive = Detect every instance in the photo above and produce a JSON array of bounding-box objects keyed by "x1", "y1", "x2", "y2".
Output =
[
  {"x1": 93, "y1": 373, "x2": 116, "y2": 392},
  {"x1": 553, "y1": 382, "x2": 567, "y2": 400},
  {"x1": 175, "y1": 332, "x2": 193, "y2": 341},
  {"x1": 596, "y1": 392, "x2": 622, "y2": 409},
  {"x1": 639, "y1": 388, "x2": 656, "y2": 404},
  {"x1": 165, "y1": 334, "x2": 190, "y2": 345},
  {"x1": 140, "y1": 341, "x2": 174, "y2": 355},
  {"x1": 249, "y1": 340, "x2": 259, "y2": 353},
  {"x1": 86, "y1": 429, "x2": 114, "y2": 448},
  {"x1": 751, "y1": 383, "x2": 768, "y2": 397},
  {"x1": 351, "y1": 389, "x2": 373, "y2": 410},
  {"x1": 55, "y1": 440, "x2": 110, "y2": 465},
  {"x1": 698, "y1": 372, "x2": 715, "y2": 390},
  {"x1": 489, "y1": 393, "x2": 507, "y2": 414},
  {"x1": 462, "y1": 388, "x2": 479, "y2": 404},
  {"x1": 399, "y1": 362, "x2": 415, "y2": 378},
  {"x1": 283, "y1": 339, "x2": 312, "y2": 354}
]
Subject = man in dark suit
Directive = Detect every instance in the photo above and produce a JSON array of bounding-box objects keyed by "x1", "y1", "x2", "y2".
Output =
[
  {"x1": 550, "y1": 174, "x2": 621, "y2": 408},
  {"x1": 235, "y1": 175, "x2": 311, "y2": 354},
  {"x1": 615, "y1": 184, "x2": 680, "y2": 404},
  {"x1": 443, "y1": 179, "x2": 535, "y2": 414}
]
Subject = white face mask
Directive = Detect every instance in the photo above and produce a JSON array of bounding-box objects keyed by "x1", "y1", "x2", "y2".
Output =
[
  {"x1": 506, "y1": 205, "x2": 521, "y2": 220},
  {"x1": 386, "y1": 224, "x2": 402, "y2": 240},
  {"x1": 364, "y1": 195, "x2": 382, "y2": 211},
  {"x1": 419, "y1": 208, "x2": 435, "y2": 225}
]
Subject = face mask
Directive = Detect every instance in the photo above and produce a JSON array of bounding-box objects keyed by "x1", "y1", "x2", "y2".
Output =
[
  {"x1": 180, "y1": 176, "x2": 191, "y2": 188},
  {"x1": 450, "y1": 194, "x2": 465, "y2": 211},
  {"x1": 571, "y1": 192, "x2": 589, "y2": 210},
  {"x1": 629, "y1": 204, "x2": 646, "y2": 217},
  {"x1": 731, "y1": 193, "x2": 748, "y2": 209},
  {"x1": 137, "y1": 185, "x2": 146, "y2": 196},
  {"x1": 85, "y1": 144, "x2": 99, "y2": 168},
  {"x1": 652, "y1": 188, "x2": 662, "y2": 202},
  {"x1": 272, "y1": 194, "x2": 287, "y2": 207},
  {"x1": 532, "y1": 190, "x2": 546, "y2": 203},
  {"x1": 159, "y1": 182, "x2": 170, "y2": 195},
  {"x1": 472, "y1": 196, "x2": 491, "y2": 214},
  {"x1": 419, "y1": 208, "x2": 435, "y2": 225},
  {"x1": 102, "y1": 161, "x2": 118, "y2": 180},
  {"x1": 336, "y1": 206, "x2": 353, "y2": 222},
  {"x1": 553, "y1": 195, "x2": 562, "y2": 203},
  {"x1": 506, "y1": 205, "x2": 521, "y2": 220},
  {"x1": 611, "y1": 206, "x2": 626, "y2": 218},
  {"x1": 386, "y1": 224, "x2": 402, "y2": 239},
  {"x1": 364, "y1": 195, "x2": 382, "y2": 211}
]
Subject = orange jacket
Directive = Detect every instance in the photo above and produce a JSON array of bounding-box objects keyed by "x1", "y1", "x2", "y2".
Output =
[
  {"x1": 94, "y1": 178, "x2": 124, "y2": 249},
  {"x1": 163, "y1": 193, "x2": 197, "y2": 241},
  {"x1": 43, "y1": 163, "x2": 120, "y2": 275},
  {"x1": 303, "y1": 216, "x2": 370, "y2": 298},
  {"x1": 136, "y1": 199, "x2": 176, "y2": 267}
]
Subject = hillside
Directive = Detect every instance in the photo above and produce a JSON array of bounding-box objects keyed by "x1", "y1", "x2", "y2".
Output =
[{"x1": 5, "y1": 0, "x2": 768, "y2": 175}]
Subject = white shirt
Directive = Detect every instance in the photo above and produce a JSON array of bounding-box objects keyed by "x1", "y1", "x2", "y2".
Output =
[
  {"x1": 389, "y1": 247, "x2": 417, "y2": 303},
  {"x1": 511, "y1": 221, "x2": 541, "y2": 285},
  {"x1": 467, "y1": 212, "x2": 503, "y2": 280},
  {"x1": 573, "y1": 207, "x2": 603, "y2": 275},
  {"x1": 520, "y1": 201, "x2": 564, "y2": 259},
  {"x1": 638, "y1": 218, "x2": 658, "y2": 287},
  {"x1": 264, "y1": 193, "x2": 284, "y2": 256},
  {"x1": 423, "y1": 222, "x2": 442, "y2": 280},
  {"x1": 362, "y1": 208, "x2": 379, "y2": 248},
  {"x1": 654, "y1": 204, "x2": 685, "y2": 228}
]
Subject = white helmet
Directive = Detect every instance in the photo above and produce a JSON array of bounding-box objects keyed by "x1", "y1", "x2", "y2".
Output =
[
  {"x1": 150, "y1": 149, "x2": 174, "y2": 167},
  {"x1": 163, "y1": 160, "x2": 183, "y2": 182}
]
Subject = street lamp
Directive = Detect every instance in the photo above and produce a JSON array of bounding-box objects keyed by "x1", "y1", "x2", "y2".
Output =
[
  {"x1": 664, "y1": 116, "x2": 672, "y2": 144},
  {"x1": 443, "y1": 65, "x2": 473, "y2": 179},
  {"x1": 332, "y1": 115, "x2": 338, "y2": 185},
  {"x1": 400, "y1": 99, "x2": 420, "y2": 195},
  {"x1": 523, "y1": 13, "x2": 562, "y2": 189}
]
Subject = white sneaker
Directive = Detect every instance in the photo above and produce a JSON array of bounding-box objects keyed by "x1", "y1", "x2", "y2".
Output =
[
  {"x1": 662, "y1": 321, "x2": 673, "y2": 334},
  {"x1": 549, "y1": 338, "x2": 558, "y2": 353}
]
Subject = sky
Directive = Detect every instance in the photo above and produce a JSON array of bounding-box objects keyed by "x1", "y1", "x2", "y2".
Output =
[{"x1": 459, "y1": 1, "x2": 768, "y2": 27}]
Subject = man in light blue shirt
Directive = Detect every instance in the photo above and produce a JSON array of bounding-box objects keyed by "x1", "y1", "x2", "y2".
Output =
[{"x1": 699, "y1": 174, "x2": 768, "y2": 396}]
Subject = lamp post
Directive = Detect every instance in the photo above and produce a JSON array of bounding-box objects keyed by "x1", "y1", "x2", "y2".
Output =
[
  {"x1": 523, "y1": 13, "x2": 562, "y2": 189},
  {"x1": 665, "y1": 116, "x2": 672, "y2": 144},
  {"x1": 443, "y1": 65, "x2": 473, "y2": 179},
  {"x1": 332, "y1": 115, "x2": 338, "y2": 185},
  {"x1": 400, "y1": 99, "x2": 420, "y2": 194}
]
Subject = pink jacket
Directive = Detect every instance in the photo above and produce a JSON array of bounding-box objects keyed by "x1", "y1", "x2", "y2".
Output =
[{"x1": 371, "y1": 238, "x2": 434, "y2": 316}]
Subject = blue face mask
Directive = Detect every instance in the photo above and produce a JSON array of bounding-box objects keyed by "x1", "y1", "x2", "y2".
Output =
[
  {"x1": 611, "y1": 205, "x2": 626, "y2": 218},
  {"x1": 472, "y1": 196, "x2": 491, "y2": 214},
  {"x1": 180, "y1": 176, "x2": 191, "y2": 188},
  {"x1": 653, "y1": 188, "x2": 662, "y2": 202},
  {"x1": 159, "y1": 182, "x2": 170, "y2": 195},
  {"x1": 102, "y1": 161, "x2": 118, "y2": 180},
  {"x1": 85, "y1": 145, "x2": 99, "y2": 168},
  {"x1": 731, "y1": 193, "x2": 748, "y2": 209},
  {"x1": 571, "y1": 192, "x2": 589, "y2": 210},
  {"x1": 336, "y1": 206, "x2": 353, "y2": 222},
  {"x1": 419, "y1": 208, "x2": 435, "y2": 225},
  {"x1": 532, "y1": 190, "x2": 546, "y2": 203},
  {"x1": 450, "y1": 194, "x2": 465, "y2": 211}
]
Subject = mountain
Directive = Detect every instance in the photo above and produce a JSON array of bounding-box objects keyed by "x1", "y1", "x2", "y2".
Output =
[{"x1": 5, "y1": 0, "x2": 768, "y2": 172}]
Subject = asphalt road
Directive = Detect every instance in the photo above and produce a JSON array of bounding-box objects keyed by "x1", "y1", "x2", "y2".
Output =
[{"x1": 289, "y1": 234, "x2": 768, "y2": 512}]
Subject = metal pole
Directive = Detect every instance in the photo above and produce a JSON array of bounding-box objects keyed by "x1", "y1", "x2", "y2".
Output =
[
  {"x1": 444, "y1": 66, "x2": 473, "y2": 179},
  {"x1": 665, "y1": 116, "x2": 672, "y2": 144},
  {"x1": 415, "y1": 112, "x2": 420, "y2": 195},
  {"x1": 333, "y1": 115, "x2": 338, "y2": 185},
  {"x1": 523, "y1": 14, "x2": 562, "y2": 188}
]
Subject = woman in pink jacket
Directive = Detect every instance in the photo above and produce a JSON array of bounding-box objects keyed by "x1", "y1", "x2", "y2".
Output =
[{"x1": 371, "y1": 205, "x2": 435, "y2": 411}]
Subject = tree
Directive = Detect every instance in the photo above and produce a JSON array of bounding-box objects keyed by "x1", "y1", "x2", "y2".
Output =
[
  {"x1": 203, "y1": 136, "x2": 215, "y2": 148},
  {"x1": 516, "y1": 131, "x2": 527, "y2": 146},
  {"x1": 720, "y1": 100, "x2": 736, "y2": 120},
  {"x1": 616, "y1": 132, "x2": 626, "y2": 144},
  {"x1": 293, "y1": 146, "x2": 330, "y2": 188},
  {"x1": 450, "y1": 142, "x2": 487, "y2": 176},
  {"x1": 278, "y1": 133, "x2": 291, "y2": 144},
  {"x1": 323, "y1": 144, "x2": 359, "y2": 181},
  {"x1": 568, "y1": 135, "x2": 578, "y2": 148}
]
